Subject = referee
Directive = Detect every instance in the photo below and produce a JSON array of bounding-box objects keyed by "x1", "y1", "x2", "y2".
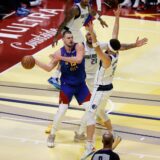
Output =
[{"x1": 91, "y1": 131, "x2": 120, "y2": 160}]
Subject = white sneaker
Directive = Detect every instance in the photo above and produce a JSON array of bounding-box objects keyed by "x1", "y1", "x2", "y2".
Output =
[
  {"x1": 30, "y1": 0, "x2": 42, "y2": 7},
  {"x1": 81, "y1": 144, "x2": 95, "y2": 160},
  {"x1": 120, "y1": 1, "x2": 132, "y2": 7},
  {"x1": 74, "y1": 131, "x2": 86, "y2": 142},
  {"x1": 47, "y1": 134, "x2": 55, "y2": 148}
]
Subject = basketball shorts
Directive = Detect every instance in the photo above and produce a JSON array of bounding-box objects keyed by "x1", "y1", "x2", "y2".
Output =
[{"x1": 59, "y1": 82, "x2": 91, "y2": 105}]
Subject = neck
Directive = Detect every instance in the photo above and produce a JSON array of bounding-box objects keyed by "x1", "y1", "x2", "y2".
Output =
[
  {"x1": 103, "y1": 145, "x2": 112, "y2": 150},
  {"x1": 65, "y1": 45, "x2": 72, "y2": 53},
  {"x1": 86, "y1": 41, "x2": 93, "y2": 48}
]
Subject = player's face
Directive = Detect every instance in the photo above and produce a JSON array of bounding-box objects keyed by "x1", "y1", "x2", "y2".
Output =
[
  {"x1": 86, "y1": 32, "x2": 92, "y2": 44},
  {"x1": 81, "y1": 0, "x2": 89, "y2": 6},
  {"x1": 63, "y1": 33, "x2": 74, "y2": 47}
]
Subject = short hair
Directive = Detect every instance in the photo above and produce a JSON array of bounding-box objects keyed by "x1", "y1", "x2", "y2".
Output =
[
  {"x1": 62, "y1": 30, "x2": 72, "y2": 37},
  {"x1": 109, "y1": 39, "x2": 121, "y2": 51}
]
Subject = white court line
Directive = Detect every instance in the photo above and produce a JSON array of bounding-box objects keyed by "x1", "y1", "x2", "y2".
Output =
[
  {"x1": 114, "y1": 77, "x2": 160, "y2": 86},
  {"x1": 0, "y1": 134, "x2": 159, "y2": 158},
  {"x1": 1, "y1": 116, "x2": 81, "y2": 124}
]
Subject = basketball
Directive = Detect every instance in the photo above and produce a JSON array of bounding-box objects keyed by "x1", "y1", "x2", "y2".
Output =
[{"x1": 21, "y1": 55, "x2": 35, "y2": 69}]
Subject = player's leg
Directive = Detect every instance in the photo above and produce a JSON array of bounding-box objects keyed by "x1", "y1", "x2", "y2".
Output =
[
  {"x1": 96, "y1": 90, "x2": 121, "y2": 150},
  {"x1": 74, "y1": 82, "x2": 91, "y2": 142},
  {"x1": 47, "y1": 83, "x2": 73, "y2": 148}
]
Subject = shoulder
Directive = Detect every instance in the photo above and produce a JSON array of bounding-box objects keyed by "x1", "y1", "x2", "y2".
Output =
[{"x1": 75, "y1": 43, "x2": 84, "y2": 49}]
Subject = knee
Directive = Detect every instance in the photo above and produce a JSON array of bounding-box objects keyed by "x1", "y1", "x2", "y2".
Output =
[{"x1": 85, "y1": 111, "x2": 96, "y2": 126}]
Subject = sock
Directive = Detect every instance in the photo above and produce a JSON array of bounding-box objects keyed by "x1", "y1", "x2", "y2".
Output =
[{"x1": 51, "y1": 104, "x2": 68, "y2": 135}]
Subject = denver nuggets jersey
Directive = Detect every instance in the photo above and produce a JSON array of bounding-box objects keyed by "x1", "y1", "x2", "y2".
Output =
[
  {"x1": 94, "y1": 50, "x2": 119, "y2": 85},
  {"x1": 66, "y1": 3, "x2": 90, "y2": 30},
  {"x1": 60, "y1": 44, "x2": 86, "y2": 86}
]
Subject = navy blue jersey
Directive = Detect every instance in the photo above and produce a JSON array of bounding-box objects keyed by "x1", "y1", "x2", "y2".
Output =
[
  {"x1": 91, "y1": 149, "x2": 120, "y2": 160},
  {"x1": 60, "y1": 44, "x2": 86, "y2": 86}
]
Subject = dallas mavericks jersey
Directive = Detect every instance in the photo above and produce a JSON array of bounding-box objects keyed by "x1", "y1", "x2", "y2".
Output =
[
  {"x1": 60, "y1": 44, "x2": 86, "y2": 85},
  {"x1": 84, "y1": 42, "x2": 108, "y2": 74},
  {"x1": 66, "y1": 3, "x2": 90, "y2": 30},
  {"x1": 94, "y1": 50, "x2": 119, "y2": 85}
]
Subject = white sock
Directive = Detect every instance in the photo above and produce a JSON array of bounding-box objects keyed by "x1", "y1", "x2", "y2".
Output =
[
  {"x1": 133, "y1": 0, "x2": 140, "y2": 7},
  {"x1": 52, "y1": 69, "x2": 61, "y2": 79},
  {"x1": 51, "y1": 104, "x2": 68, "y2": 135}
]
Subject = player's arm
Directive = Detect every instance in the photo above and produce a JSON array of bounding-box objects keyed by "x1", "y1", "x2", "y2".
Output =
[
  {"x1": 52, "y1": 6, "x2": 79, "y2": 46},
  {"x1": 96, "y1": 0, "x2": 102, "y2": 14},
  {"x1": 89, "y1": 7, "x2": 108, "y2": 28},
  {"x1": 53, "y1": 43, "x2": 85, "y2": 64},
  {"x1": 112, "y1": 5, "x2": 121, "y2": 39},
  {"x1": 120, "y1": 37, "x2": 148, "y2": 51},
  {"x1": 87, "y1": 22, "x2": 111, "y2": 68},
  {"x1": 35, "y1": 51, "x2": 59, "y2": 72}
]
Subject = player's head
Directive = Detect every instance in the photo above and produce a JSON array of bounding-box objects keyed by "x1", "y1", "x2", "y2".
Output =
[
  {"x1": 107, "y1": 39, "x2": 121, "y2": 53},
  {"x1": 62, "y1": 30, "x2": 74, "y2": 48},
  {"x1": 85, "y1": 32, "x2": 92, "y2": 44},
  {"x1": 102, "y1": 131, "x2": 114, "y2": 148},
  {"x1": 81, "y1": 0, "x2": 89, "y2": 6}
]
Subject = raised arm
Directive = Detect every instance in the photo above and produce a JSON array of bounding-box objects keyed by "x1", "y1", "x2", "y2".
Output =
[
  {"x1": 35, "y1": 51, "x2": 59, "y2": 72},
  {"x1": 87, "y1": 22, "x2": 111, "y2": 68},
  {"x1": 53, "y1": 43, "x2": 85, "y2": 64},
  {"x1": 112, "y1": 6, "x2": 121, "y2": 39},
  {"x1": 52, "y1": 6, "x2": 79, "y2": 47},
  {"x1": 120, "y1": 37, "x2": 148, "y2": 50}
]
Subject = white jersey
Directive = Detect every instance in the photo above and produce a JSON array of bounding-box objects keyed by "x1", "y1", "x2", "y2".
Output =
[
  {"x1": 94, "y1": 50, "x2": 119, "y2": 85},
  {"x1": 66, "y1": 3, "x2": 89, "y2": 31},
  {"x1": 84, "y1": 42, "x2": 108, "y2": 75}
]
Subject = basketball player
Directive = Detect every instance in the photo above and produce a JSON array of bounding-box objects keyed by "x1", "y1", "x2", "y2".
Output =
[
  {"x1": 48, "y1": 0, "x2": 107, "y2": 89},
  {"x1": 35, "y1": 30, "x2": 91, "y2": 148},
  {"x1": 91, "y1": 131, "x2": 120, "y2": 160},
  {"x1": 45, "y1": 32, "x2": 108, "y2": 134},
  {"x1": 80, "y1": 6, "x2": 148, "y2": 159}
]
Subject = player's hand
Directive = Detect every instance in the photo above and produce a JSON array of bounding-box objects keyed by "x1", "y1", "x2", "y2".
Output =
[
  {"x1": 135, "y1": 37, "x2": 148, "y2": 47},
  {"x1": 52, "y1": 36, "x2": 58, "y2": 47},
  {"x1": 99, "y1": 19, "x2": 108, "y2": 28},
  {"x1": 113, "y1": 5, "x2": 121, "y2": 17}
]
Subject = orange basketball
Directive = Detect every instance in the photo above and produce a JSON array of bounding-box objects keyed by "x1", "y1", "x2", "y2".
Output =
[{"x1": 21, "y1": 55, "x2": 35, "y2": 69}]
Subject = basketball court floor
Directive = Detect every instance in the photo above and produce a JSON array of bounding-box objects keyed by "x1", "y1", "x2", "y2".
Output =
[{"x1": 0, "y1": 1, "x2": 160, "y2": 160}]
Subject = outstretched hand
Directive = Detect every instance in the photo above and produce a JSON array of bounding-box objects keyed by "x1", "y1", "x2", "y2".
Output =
[
  {"x1": 99, "y1": 19, "x2": 108, "y2": 28},
  {"x1": 113, "y1": 5, "x2": 121, "y2": 17},
  {"x1": 135, "y1": 37, "x2": 148, "y2": 47}
]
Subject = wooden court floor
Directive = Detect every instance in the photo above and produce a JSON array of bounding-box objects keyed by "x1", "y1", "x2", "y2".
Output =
[{"x1": 0, "y1": 16, "x2": 160, "y2": 160}]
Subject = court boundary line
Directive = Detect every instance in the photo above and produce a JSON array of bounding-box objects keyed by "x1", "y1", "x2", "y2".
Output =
[
  {"x1": 0, "y1": 84, "x2": 160, "y2": 103},
  {"x1": 0, "y1": 97, "x2": 160, "y2": 121},
  {"x1": 0, "y1": 111, "x2": 160, "y2": 139}
]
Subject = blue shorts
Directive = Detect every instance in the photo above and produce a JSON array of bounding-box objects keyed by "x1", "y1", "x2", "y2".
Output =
[{"x1": 59, "y1": 82, "x2": 91, "y2": 105}]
